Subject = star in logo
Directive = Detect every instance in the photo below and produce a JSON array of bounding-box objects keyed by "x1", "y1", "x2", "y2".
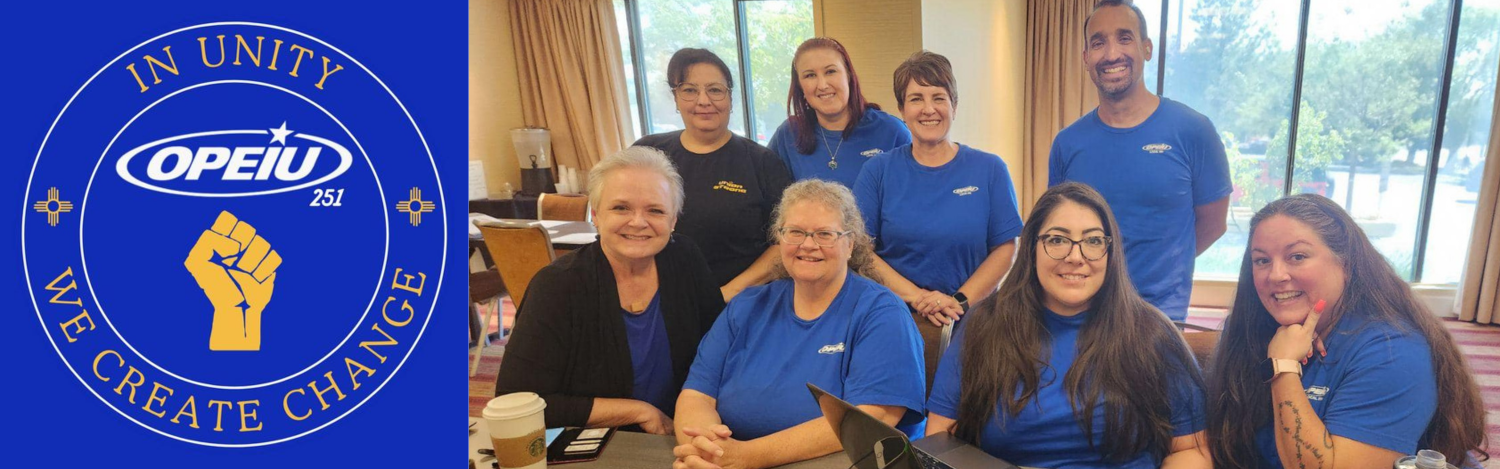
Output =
[
  {"x1": 396, "y1": 187, "x2": 436, "y2": 226},
  {"x1": 269, "y1": 121, "x2": 293, "y2": 145},
  {"x1": 33, "y1": 187, "x2": 74, "y2": 227}
]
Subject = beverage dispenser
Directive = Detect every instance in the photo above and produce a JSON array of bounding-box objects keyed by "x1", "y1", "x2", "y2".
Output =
[{"x1": 511, "y1": 127, "x2": 556, "y2": 195}]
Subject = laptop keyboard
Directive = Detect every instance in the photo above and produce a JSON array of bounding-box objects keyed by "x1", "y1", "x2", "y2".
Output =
[{"x1": 911, "y1": 447, "x2": 955, "y2": 469}]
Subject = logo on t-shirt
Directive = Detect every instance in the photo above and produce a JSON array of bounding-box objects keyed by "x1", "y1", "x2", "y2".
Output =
[
  {"x1": 713, "y1": 180, "x2": 747, "y2": 194},
  {"x1": 1142, "y1": 143, "x2": 1173, "y2": 154},
  {"x1": 952, "y1": 186, "x2": 979, "y2": 196},
  {"x1": 22, "y1": 23, "x2": 444, "y2": 447},
  {"x1": 860, "y1": 149, "x2": 882, "y2": 157},
  {"x1": 817, "y1": 342, "x2": 846, "y2": 354},
  {"x1": 1305, "y1": 386, "x2": 1329, "y2": 401}
]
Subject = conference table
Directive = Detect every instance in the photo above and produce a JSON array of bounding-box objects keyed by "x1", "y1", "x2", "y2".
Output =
[
  {"x1": 468, "y1": 417, "x2": 846, "y2": 469},
  {"x1": 468, "y1": 215, "x2": 597, "y2": 268}
]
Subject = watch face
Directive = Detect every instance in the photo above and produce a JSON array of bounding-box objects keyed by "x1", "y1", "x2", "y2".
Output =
[{"x1": 953, "y1": 292, "x2": 968, "y2": 303}]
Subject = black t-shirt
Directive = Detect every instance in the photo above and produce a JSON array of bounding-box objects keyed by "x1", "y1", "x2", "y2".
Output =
[{"x1": 633, "y1": 131, "x2": 792, "y2": 286}]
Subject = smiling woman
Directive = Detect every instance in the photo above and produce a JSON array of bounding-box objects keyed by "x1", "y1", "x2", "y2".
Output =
[
  {"x1": 1207, "y1": 193, "x2": 1489, "y2": 469},
  {"x1": 671, "y1": 179, "x2": 925, "y2": 469},
  {"x1": 852, "y1": 50, "x2": 1023, "y2": 328},
  {"x1": 767, "y1": 37, "x2": 910, "y2": 187},
  {"x1": 632, "y1": 48, "x2": 793, "y2": 299},
  {"x1": 925, "y1": 182, "x2": 1211, "y2": 468},
  {"x1": 495, "y1": 146, "x2": 724, "y2": 435}
]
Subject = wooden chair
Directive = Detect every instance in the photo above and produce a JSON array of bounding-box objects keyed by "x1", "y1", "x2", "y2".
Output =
[
  {"x1": 1177, "y1": 322, "x2": 1221, "y2": 371},
  {"x1": 537, "y1": 193, "x2": 590, "y2": 222},
  {"x1": 912, "y1": 311, "x2": 950, "y2": 399},
  {"x1": 478, "y1": 220, "x2": 557, "y2": 309}
]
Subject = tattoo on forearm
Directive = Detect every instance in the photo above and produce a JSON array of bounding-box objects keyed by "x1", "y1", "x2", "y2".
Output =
[{"x1": 1277, "y1": 401, "x2": 1326, "y2": 469}]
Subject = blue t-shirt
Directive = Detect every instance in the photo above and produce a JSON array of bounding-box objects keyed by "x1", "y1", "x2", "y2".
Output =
[
  {"x1": 1048, "y1": 98, "x2": 1231, "y2": 320},
  {"x1": 854, "y1": 144, "x2": 1024, "y2": 295},
  {"x1": 1254, "y1": 316, "x2": 1437, "y2": 467},
  {"x1": 621, "y1": 293, "x2": 675, "y2": 415},
  {"x1": 768, "y1": 109, "x2": 911, "y2": 188},
  {"x1": 928, "y1": 310, "x2": 1206, "y2": 468},
  {"x1": 682, "y1": 274, "x2": 927, "y2": 439}
]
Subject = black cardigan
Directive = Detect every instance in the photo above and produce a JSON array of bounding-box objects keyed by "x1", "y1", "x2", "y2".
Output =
[{"x1": 495, "y1": 235, "x2": 724, "y2": 428}]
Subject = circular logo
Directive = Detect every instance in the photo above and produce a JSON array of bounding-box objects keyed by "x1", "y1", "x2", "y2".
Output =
[{"x1": 21, "y1": 22, "x2": 445, "y2": 447}]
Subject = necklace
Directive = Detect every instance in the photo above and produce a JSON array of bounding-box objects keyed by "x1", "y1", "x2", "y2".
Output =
[{"x1": 818, "y1": 128, "x2": 845, "y2": 170}]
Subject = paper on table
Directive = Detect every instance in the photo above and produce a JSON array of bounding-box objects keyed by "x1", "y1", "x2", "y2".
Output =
[
  {"x1": 469, "y1": 213, "x2": 503, "y2": 225},
  {"x1": 468, "y1": 213, "x2": 500, "y2": 239},
  {"x1": 545, "y1": 428, "x2": 564, "y2": 446},
  {"x1": 468, "y1": 160, "x2": 487, "y2": 201},
  {"x1": 551, "y1": 233, "x2": 597, "y2": 245}
]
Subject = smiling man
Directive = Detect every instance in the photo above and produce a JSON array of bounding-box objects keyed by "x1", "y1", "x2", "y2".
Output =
[{"x1": 1047, "y1": 0, "x2": 1231, "y2": 322}]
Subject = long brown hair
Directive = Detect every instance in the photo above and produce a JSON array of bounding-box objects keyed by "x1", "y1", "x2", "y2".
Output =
[
  {"x1": 954, "y1": 182, "x2": 1201, "y2": 463},
  {"x1": 1206, "y1": 193, "x2": 1488, "y2": 467},
  {"x1": 786, "y1": 37, "x2": 878, "y2": 155}
]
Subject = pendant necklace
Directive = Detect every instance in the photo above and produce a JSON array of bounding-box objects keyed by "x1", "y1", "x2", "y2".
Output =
[{"x1": 819, "y1": 129, "x2": 845, "y2": 170}]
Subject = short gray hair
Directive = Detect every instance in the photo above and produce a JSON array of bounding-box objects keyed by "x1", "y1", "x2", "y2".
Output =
[
  {"x1": 587, "y1": 146, "x2": 685, "y2": 215},
  {"x1": 768, "y1": 179, "x2": 880, "y2": 281}
]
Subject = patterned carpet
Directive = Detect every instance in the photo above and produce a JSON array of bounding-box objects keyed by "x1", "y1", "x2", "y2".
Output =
[{"x1": 468, "y1": 299, "x2": 1500, "y2": 464}]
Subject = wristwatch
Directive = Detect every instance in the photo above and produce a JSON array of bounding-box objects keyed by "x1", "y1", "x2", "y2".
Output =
[
  {"x1": 1270, "y1": 358, "x2": 1302, "y2": 378},
  {"x1": 952, "y1": 292, "x2": 969, "y2": 313}
]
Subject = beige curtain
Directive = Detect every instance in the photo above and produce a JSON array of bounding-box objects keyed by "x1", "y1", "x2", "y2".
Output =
[
  {"x1": 510, "y1": 0, "x2": 632, "y2": 172},
  {"x1": 1457, "y1": 81, "x2": 1500, "y2": 325},
  {"x1": 1021, "y1": 0, "x2": 1100, "y2": 216}
]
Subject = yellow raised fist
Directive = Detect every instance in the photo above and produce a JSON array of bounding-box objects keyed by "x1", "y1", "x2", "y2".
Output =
[{"x1": 184, "y1": 211, "x2": 281, "y2": 351}]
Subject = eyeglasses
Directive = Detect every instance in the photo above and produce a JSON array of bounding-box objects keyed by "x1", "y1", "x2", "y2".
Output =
[
  {"x1": 1038, "y1": 234, "x2": 1111, "y2": 261},
  {"x1": 674, "y1": 84, "x2": 731, "y2": 102},
  {"x1": 777, "y1": 227, "x2": 851, "y2": 247}
]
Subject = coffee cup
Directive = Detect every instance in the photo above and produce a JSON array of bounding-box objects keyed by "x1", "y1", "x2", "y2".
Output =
[{"x1": 483, "y1": 392, "x2": 548, "y2": 469}]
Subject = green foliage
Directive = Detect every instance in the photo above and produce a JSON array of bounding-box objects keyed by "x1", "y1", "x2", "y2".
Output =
[
  {"x1": 1166, "y1": 0, "x2": 1293, "y2": 143},
  {"x1": 1442, "y1": 6, "x2": 1500, "y2": 158},
  {"x1": 742, "y1": 1, "x2": 814, "y2": 141},
  {"x1": 1267, "y1": 102, "x2": 1345, "y2": 199},
  {"x1": 1169, "y1": 0, "x2": 1497, "y2": 197}
]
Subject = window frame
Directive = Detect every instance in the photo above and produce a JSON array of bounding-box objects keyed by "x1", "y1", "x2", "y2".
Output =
[{"x1": 1147, "y1": 0, "x2": 1479, "y2": 283}]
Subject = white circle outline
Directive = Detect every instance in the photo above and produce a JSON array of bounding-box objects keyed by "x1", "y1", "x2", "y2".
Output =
[
  {"x1": 79, "y1": 80, "x2": 389, "y2": 390},
  {"x1": 21, "y1": 22, "x2": 447, "y2": 448},
  {"x1": 113, "y1": 128, "x2": 356, "y2": 197}
]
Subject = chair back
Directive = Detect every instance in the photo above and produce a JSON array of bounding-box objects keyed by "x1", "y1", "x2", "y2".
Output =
[
  {"x1": 538, "y1": 193, "x2": 590, "y2": 222},
  {"x1": 478, "y1": 221, "x2": 556, "y2": 307},
  {"x1": 1174, "y1": 321, "x2": 1221, "y2": 368},
  {"x1": 912, "y1": 312, "x2": 950, "y2": 399},
  {"x1": 1183, "y1": 330, "x2": 1221, "y2": 371}
]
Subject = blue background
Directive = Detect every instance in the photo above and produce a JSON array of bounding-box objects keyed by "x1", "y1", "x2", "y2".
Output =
[
  {"x1": 85, "y1": 83, "x2": 388, "y2": 387},
  {"x1": 4, "y1": 1, "x2": 465, "y2": 465}
]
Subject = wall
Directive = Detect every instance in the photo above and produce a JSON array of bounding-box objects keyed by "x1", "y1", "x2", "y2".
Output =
[
  {"x1": 814, "y1": 0, "x2": 924, "y2": 114},
  {"x1": 920, "y1": 0, "x2": 1027, "y2": 191},
  {"x1": 470, "y1": 0, "x2": 527, "y2": 197}
]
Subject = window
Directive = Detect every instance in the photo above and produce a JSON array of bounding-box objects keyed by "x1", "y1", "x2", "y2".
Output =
[
  {"x1": 1153, "y1": 0, "x2": 1302, "y2": 278},
  {"x1": 616, "y1": 0, "x2": 644, "y2": 140},
  {"x1": 1146, "y1": 0, "x2": 1499, "y2": 283},
  {"x1": 615, "y1": 0, "x2": 815, "y2": 144},
  {"x1": 741, "y1": 0, "x2": 815, "y2": 144},
  {"x1": 1422, "y1": 0, "x2": 1499, "y2": 283}
]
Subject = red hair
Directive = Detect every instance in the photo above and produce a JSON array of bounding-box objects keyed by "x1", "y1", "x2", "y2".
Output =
[{"x1": 786, "y1": 37, "x2": 879, "y2": 155}]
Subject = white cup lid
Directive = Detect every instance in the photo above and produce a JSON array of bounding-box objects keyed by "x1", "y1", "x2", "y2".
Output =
[{"x1": 484, "y1": 392, "x2": 546, "y2": 420}]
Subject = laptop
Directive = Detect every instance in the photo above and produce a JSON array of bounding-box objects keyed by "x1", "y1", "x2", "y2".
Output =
[{"x1": 807, "y1": 383, "x2": 1019, "y2": 469}]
